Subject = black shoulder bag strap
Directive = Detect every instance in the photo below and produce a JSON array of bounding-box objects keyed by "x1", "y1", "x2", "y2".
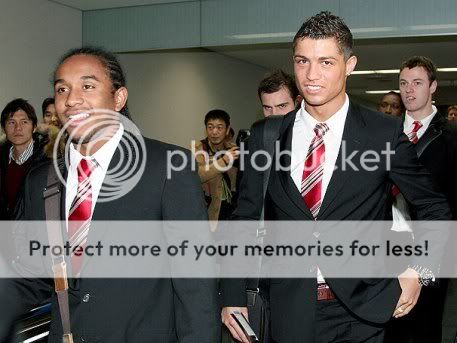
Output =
[
  {"x1": 43, "y1": 163, "x2": 74, "y2": 343},
  {"x1": 258, "y1": 115, "x2": 284, "y2": 235},
  {"x1": 246, "y1": 116, "x2": 283, "y2": 343}
]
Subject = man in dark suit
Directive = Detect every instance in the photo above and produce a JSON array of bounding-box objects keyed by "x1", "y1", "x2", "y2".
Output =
[
  {"x1": 0, "y1": 47, "x2": 219, "y2": 342},
  {"x1": 221, "y1": 12, "x2": 451, "y2": 343},
  {"x1": 385, "y1": 56, "x2": 457, "y2": 343}
]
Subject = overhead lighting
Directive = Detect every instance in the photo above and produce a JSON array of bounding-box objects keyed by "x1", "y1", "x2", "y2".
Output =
[
  {"x1": 437, "y1": 68, "x2": 457, "y2": 72},
  {"x1": 352, "y1": 69, "x2": 399, "y2": 75},
  {"x1": 365, "y1": 90, "x2": 400, "y2": 94},
  {"x1": 231, "y1": 32, "x2": 295, "y2": 39},
  {"x1": 353, "y1": 68, "x2": 457, "y2": 75}
]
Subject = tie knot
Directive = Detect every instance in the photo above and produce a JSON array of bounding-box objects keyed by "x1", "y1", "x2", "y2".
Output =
[
  {"x1": 314, "y1": 123, "x2": 329, "y2": 137},
  {"x1": 77, "y1": 159, "x2": 95, "y2": 179},
  {"x1": 412, "y1": 120, "x2": 423, "y2": 133}
]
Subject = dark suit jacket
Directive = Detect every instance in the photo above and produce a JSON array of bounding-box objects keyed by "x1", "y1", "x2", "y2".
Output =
[
  {"x1": 0, "y1": 135, "x2": 219, "y2": 342},
  {"x1": 411, "y1": 113, "x2": 457, "y2": 219},
  {"x1": 221, "y1": 101, "x2": 451, "y2": 342}
]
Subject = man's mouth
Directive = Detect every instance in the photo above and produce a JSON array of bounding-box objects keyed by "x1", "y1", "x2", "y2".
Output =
[
  {"x1": 67, "y1": 112, "x2": 90, "y2": 126},
  {"x1": 305, "y1": 85, "x2": 323, "y2": 92},
  {"x1": 69, "y1": 112, "x2": 90, "y2": 121}
]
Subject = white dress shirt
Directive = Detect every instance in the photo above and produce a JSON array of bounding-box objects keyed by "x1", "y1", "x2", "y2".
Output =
[
  {"x1": 291, "y1": 95, "x2": 349, "y2": 282},
  {"x1": 65, "y1": 124, "x2": 124, "y2": 227},
  {"x1": 391, "y1": 106, "x2": 437, "y2": 233},
  {"x1": 291, "y1": 95, "x2": 349, "y2": 196}
]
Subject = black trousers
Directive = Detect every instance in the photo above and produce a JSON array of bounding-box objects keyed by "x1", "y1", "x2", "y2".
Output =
[
  {"x1": 315, "y1": 299, "x2": 385, "y2": 343},
  {"x1": 384, "y1": 281, "x2": 448, "y2": 343}
]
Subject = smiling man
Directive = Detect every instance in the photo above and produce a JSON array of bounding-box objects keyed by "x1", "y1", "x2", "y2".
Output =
[
  {"x1": 0, "y1": 47, "x2": 219, "y2": 342},
  {"x1": 221, "y1": 12, "x2": 451, "y2": 343}
]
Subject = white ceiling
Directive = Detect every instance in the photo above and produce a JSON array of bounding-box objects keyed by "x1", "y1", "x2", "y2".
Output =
[
  {"x1": 210, "y1": 36, "x2": 457, "y2": 106},
  {"x1": 50, "y1": 0, "x2": 195, "y2": 10}
]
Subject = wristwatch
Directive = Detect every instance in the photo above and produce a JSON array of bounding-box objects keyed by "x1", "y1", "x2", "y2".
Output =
[{"x1": 409, "y1": 265, "x2": 435, "y2": 286}]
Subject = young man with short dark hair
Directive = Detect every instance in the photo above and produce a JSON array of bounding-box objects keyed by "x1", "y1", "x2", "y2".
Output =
[
  {"x1": 385, "y1": 55, "x2": 457, "y2": 343},
  {"x1": 0, "y1": 98, "x2": 47, "y2": 219},
  {"x1": 377, "y1": 91, "x2": 405, "y2": 117},
  {"x1": 257, "y1": 69, "x2": 301, "y2": 117},
  {"x1": 194, "y1": 109, "x2": 239, "y2": 222},
  {"x1": 221, "y1": 12, "x2": 451, "y2": 343}
]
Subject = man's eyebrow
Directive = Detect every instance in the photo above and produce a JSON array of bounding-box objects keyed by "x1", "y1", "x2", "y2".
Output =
[
  {"x1": 81, "y1": 75, "x2": 100, "y2": 82},
  {"x1": 318, "y1": 56, "x2": 337, "y2": 61}
]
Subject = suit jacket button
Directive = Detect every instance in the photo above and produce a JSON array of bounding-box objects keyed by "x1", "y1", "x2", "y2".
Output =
[
  {"x1": 80, "y1": 337, "x2": 85, "y2": 342},
  {"x1": 82, "y1": 293, "x2": 90, "y2": 302}
]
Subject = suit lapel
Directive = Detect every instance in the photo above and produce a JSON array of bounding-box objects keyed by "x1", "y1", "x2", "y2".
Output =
[
  {"x1": 415, "y1": 114, "x2": 443, "y2": 157},
  {"x1": 269, "y1": 111, "x2": 314, "y2": 219},
  {"x1": 318, "y1": 102, "x2": 368, "y2": 219}
]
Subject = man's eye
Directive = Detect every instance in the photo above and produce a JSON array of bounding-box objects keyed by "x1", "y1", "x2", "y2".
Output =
[
  {"x1": 56, "y1": 87, "x2": 66, "y2": 94},
  {"x1": 83, "y1": 84, "x2": 95, "y2": 90}
]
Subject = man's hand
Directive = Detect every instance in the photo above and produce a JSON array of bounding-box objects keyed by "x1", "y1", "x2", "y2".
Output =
[
  {"x1": 393, "y1": 268, "x2": 422, "y2": 318},
  {"x1": 222, "y1": 146, "x2": 240, "y2": 165},
  {"x1": 221, "y1": 306, "x2": 250, "y2": 343}
]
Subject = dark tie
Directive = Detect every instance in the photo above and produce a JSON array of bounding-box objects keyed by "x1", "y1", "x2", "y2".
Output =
[
  {"x1": 301, "y1": 123, "x2": 329, "y2": 219},
  {"x1": 68, "y1": 159, "x2": 95, "y2": 276}
]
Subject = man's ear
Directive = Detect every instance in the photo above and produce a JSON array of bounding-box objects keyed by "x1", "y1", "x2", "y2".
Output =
[
  {"x1": 114, "y1": 87, "x2": 128, "y2": 112},
  {"x1": 345, "y1": 55, "x2": 358, "y2": 76},
  {"x1": 430, "y1": 80, "x2": 438, "y2": 95}
]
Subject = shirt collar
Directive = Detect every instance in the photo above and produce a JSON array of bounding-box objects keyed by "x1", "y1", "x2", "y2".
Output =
[
  {"x1": 9, "y1": 139, "x2": 34, "y2": 165},
  {"x1": 405, "y1": 105, "x2": 437, "y2": 129},
  {"x1": 298, "y1": 94, "x2": 349, "y2": 138},
  {"x1": 69, "y1": 124, "x2": 124, "y2": 172}
]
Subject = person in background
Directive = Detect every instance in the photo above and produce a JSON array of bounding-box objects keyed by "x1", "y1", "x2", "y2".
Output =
[
  {"x1": 377, "y1": 91, "x2": 405, "y2": 117},
  {"x1": 258, "y1": 69, "x2": 302, "y2": 117},
  {"x1": 447, "y1": 105, "x2": 457, "y2": 122},
  {"x1": 384, "y1": 55, "x2": 457, "y2": 343},
  {"x1": 0, "y1": 98, "x2": 48, "y2": 220},
  {"x1": 41, "y1": 97, "x2": 61, "y2": 128},
  {"x1": 193, "y1": 109, "x2": 239, "y2": 224}
]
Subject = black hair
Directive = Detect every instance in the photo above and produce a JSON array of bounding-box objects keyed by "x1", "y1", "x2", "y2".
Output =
[
  {"x1": 400, "y1": 56, "x2": 437, "y2": 83},
  {"x1": 293, "y1": 11, "x2": 353, "y2": 59},
  {"x1": 41, "y1": 97, "x2": 55, "y2": 116},
  {"x1": 1, "y1": 98, "x2": 37, "y2": 129},
  {"x1": 204, "y1": 109, "x2": 230, "y2": 127},
  {"x1": 257, "y1": 69, "x2": 299, "y2": 100}
]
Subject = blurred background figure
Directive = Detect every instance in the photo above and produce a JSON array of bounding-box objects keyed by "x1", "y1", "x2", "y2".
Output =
[
  {"x1": 193, "y1": 109, "x2": 239, "y2": 224},
  {"x1": 36, "y1": 97, "x2": 65, "y2": 158},
  {"x1": 258, "y1": 69, "x2": 302, "y2": 117},
  {"x1": 0, "y1": 98, "x2": 48, "y2": 220},
  {"x1": 447, "y1": 105, "x2": 457, "y2": 122},
  {"x1": 377, "y1": 91, "x2": 405, "y2": 117},
  {"x1": 41, "y1": 97, "x2": 61, "y2": 128}
]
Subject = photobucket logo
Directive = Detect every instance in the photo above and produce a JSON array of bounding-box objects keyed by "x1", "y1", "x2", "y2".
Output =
[
  {"x1": 166, "y1": 140, "x2": 396, "y2": 178},
  {"x1": 52, "y1": 109, "x2": 146, "y2": 203}
]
